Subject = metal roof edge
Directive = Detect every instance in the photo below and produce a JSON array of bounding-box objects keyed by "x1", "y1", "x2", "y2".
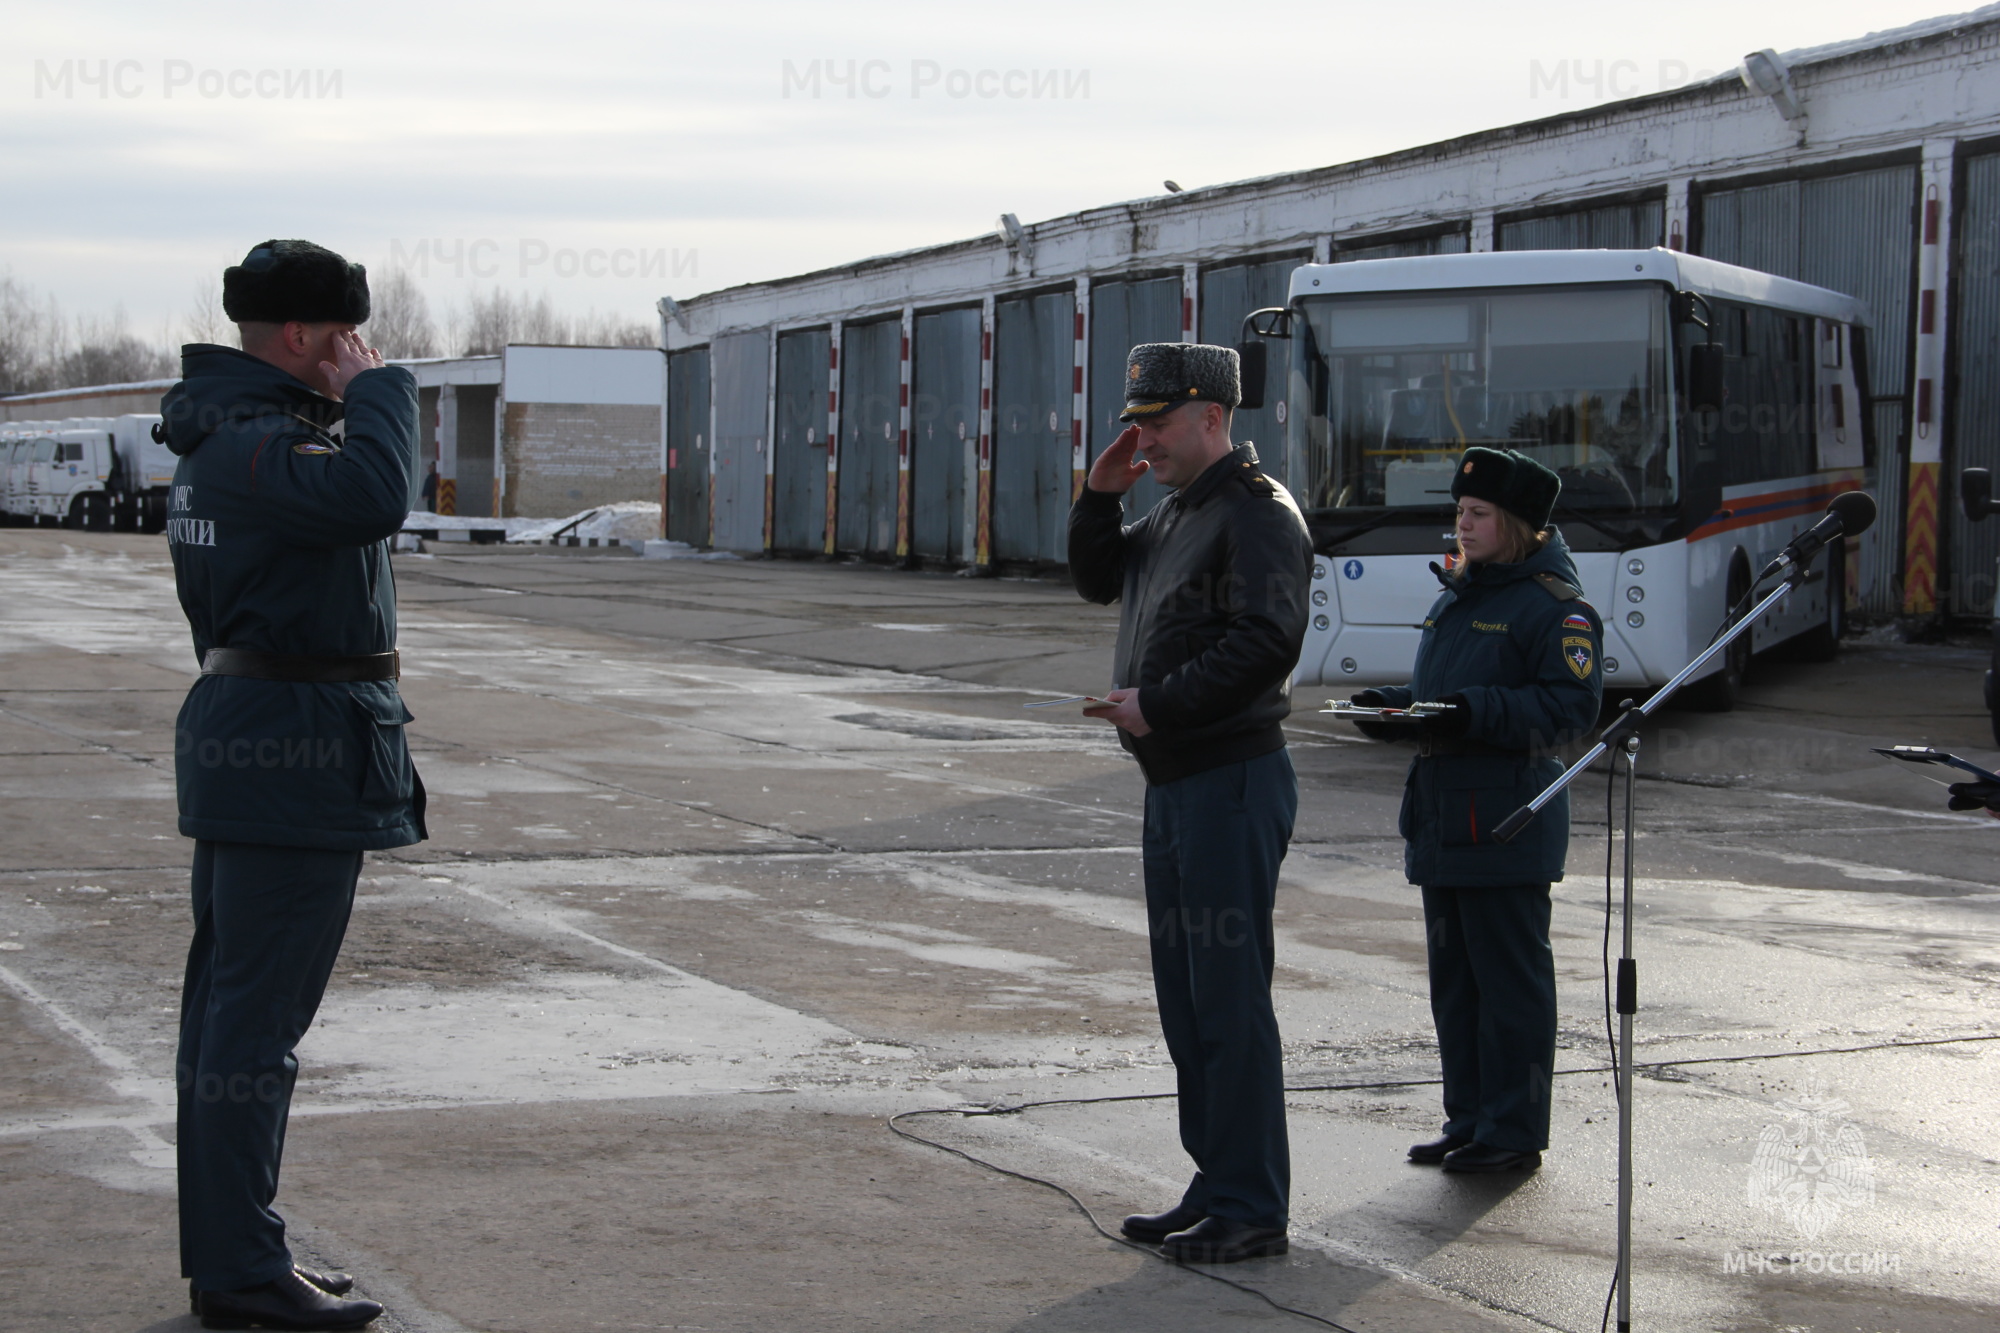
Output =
[
  {"x1": 1286, "y1": 248, "x2": 1872, "y2": 325},
  {"x1": 0, "y1": 377, "x2": 178, "y2": 402}
]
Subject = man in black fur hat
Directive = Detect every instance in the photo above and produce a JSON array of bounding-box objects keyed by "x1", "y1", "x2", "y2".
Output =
[
  {"x1": 1068, "y1": 342, "x2": 1313, "y2": 1264},
  {"x1": 160, "y1": 240, "x2": 423, "y2": 1330}
]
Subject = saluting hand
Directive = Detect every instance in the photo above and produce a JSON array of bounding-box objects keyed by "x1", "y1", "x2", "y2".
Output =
[
  {"x1": 1086, "y1": 425, "x2": 1149, "y2": 495},
  {"x1": 321, "y1": 330, "x2": 385, "y2": 402}
]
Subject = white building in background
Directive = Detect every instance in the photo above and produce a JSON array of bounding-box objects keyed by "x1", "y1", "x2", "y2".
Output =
[
  {"x1": 659, "y1": 5, "x2": 2000, "y2": 619},
  {"x1": 0, "y1": 379, "x2": 175, "y2": 423},
  {"x1": 402, "y1": 344, "x2": 664, "y2": 520}
]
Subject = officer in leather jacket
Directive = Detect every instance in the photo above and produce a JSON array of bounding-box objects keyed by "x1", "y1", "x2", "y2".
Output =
[{"x1": 1068, "y1": 342, "x2": 1313, "y2": 1264}]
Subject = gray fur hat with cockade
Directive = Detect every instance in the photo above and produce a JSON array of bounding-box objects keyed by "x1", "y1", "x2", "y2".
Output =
[
  {"x1": 222, "y1": 239, "x2": 371, "y2": 325},
  {"x1": 1117, "y1": 342, "x2": 1241, "y2": 421}
]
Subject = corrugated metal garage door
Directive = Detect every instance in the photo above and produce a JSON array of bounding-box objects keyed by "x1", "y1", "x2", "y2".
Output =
[
  {"x1": 1499, "y1": 198, "x2": 1664, "y2": 250},
  {"x1": 1089, "y1": 275, "x2": 1182, "y2": 519},
  {"x1": 912, "y1": 307, "x2": 979, "y2": 563},
  {"x1": 993, "y1": 291, "x2": 1074, "y2": 564},
  {"x1": 1201, "y1": 254, "x2": 1308, "y2": 489},
  {"x1": 1334, "y1": 230, "x2": 1470, "y2": 263},
  {"x1": 710, "y1": 330, "x2": 769, "y2": 552},
  {"x1": 452, "y1": 384, "x2": 497, "y2": 517},
  {"x1": 1699, "y1": 162, "x2": 1918, "y2": 614},
  {"x1": 773, "y1": 328, "x2": 829, "y2": 553},
  {"x1": 837, "y1": 317, "x2": 900, "y2": 555},
  {"x1": 666, "y1": 348, "x2": 710, "y2": 544},
  {"x1": 1951, "y1": 149, "x2": 2000, "y2": 616}
]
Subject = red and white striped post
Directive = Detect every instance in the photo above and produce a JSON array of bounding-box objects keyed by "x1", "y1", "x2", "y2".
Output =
[{"x1": 1904, "y1": 140, "x2": 1955, "y2": 615}]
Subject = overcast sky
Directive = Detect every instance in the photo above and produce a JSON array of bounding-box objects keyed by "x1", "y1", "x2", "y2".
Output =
[{"x1": 1, "y1": 0, "x2": 1966, "y2": 342}]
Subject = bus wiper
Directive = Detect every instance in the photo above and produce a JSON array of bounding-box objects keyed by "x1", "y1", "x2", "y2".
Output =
[
  {"x1": 1310, "y1": 508, "x2": 1450, "y2": 552},
  {"x1": 1552, "y1": 502, "x2": 1643, "y2": 548}
]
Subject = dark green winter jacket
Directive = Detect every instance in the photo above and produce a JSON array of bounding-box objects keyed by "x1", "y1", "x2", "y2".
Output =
[
  {"x1": 1372, "y1": 530, "x2": 1604, "y2": 887},
  {"x1": 161, "y1": 344, "x2": 424, "y2": 851}
]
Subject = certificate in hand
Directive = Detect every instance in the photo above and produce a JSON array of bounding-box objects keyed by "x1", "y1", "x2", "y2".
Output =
[
  {"x1": 1023, "y1": 695, "x2": 1112, "y2": 710},
  {"x1": 1870, "y1": 745, "x2": 2000, "y2": 787},
  {"x1": 1321, "y1": 699, "x2": 1455, "y2": 722}
]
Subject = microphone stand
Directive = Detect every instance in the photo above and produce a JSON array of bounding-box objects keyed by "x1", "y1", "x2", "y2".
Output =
[{"x1": 1490, "y1": 566, "x2": 1806, "y2": 1332}]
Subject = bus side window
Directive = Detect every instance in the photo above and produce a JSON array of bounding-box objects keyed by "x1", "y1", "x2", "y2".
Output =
[{"x1": 1712, "y1": 301, "x2": 1813, "y2": 486}]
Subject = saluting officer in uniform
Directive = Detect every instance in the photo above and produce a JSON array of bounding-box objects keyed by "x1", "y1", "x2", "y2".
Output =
[
  {"x1": 163, "y1": 240, "x2": 424, "y2": 1330},
  {"x1": 1069, "y1": 343, "x2": 1313, "y2": 1263},
  {"x1": 1354, "y1": 447, "x2": 1602, "y2": 1174}
]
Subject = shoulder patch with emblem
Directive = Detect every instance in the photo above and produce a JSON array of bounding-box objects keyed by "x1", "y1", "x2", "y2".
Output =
[
  {"x1": 292, "y1": 439, "x2": 339, "y2": 455},
  {"x1": 1562, "y1": 612, "x2": 1593, "y2": 633},
  {"x1": 1561, "y1": 635, "x2": 1595, "y2": 680}
]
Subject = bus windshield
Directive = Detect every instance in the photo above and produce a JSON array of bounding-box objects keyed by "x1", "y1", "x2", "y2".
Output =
[{"x1": 1292, "y1": 284, "x2": 1676, "y2": 515}]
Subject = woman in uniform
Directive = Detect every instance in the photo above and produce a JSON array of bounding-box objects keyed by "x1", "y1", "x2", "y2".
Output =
[{"x1": 1353, "y1": 446, "x2": 1603, "y2": 1173}]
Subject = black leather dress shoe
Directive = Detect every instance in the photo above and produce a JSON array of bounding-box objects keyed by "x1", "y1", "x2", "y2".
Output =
[
  {"x1": 1120, "y1": 1201, "x2": 1207, "y2": 1244},
  {"x1": 194, "y1": 1268, "x2": 355, "y2": 1314},
  {"x1": 1441, "y1": 1142, "x2": 1542, "y2": 1173},
  {"x1": 197, "y1": 1268, "x2": 382, "y2": 1330},
  {"x1": 1161, "y1": 1215, "x2": 1289, "y2": 1264},
  {"x1": 1407, "y1": 1133, "x2": 1474, "y2": 1165}
]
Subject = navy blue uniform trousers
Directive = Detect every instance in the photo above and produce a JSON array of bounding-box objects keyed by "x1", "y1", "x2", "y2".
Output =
[
  {"x1": 177, "y1": 840, "x2": 362, "y2": 1290},
  {"x1": 1421, "y1": 883, "x2": 1557, "y2": 1152},
  {"x1": 1143, "y1": 747, "x2": 1297, "y2": 1229}
]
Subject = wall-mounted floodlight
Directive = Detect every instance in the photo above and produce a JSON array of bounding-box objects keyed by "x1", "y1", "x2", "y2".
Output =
[
  {"x1": 657, "y1": 296, "x2": 688, "y2": 332},
  {"x1": 996, "y1": 213, "x2": 1036, "y2": 271},
  {"x1": 1740, "y1": 48, "x2": 1805, "y2": 123},
  {"x1": 1163, "y1": 180, "x2": 1183, "y2": 193}
]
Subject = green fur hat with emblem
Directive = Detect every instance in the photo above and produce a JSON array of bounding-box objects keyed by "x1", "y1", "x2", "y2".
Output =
[{"x1": 1450, "y1": 446, "x2": 1561, "y2": 531}]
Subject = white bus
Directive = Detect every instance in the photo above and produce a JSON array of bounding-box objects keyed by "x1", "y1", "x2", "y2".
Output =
[{"x1": 1251, "y1": 249, "x2": 1871, "y2": 711}]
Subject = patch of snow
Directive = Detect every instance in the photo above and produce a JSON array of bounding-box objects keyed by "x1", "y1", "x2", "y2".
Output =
[{"x1": 506, "y1": 502, "x2": 661, "y2": 546}]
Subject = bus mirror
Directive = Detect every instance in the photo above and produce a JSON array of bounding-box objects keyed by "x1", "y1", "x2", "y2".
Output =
[
  {"x1": 1962, "y1": 467, "x2": 1995, "y2": 521},
  {"x1": 1688, "y1": 343, "x2": 1725, "y2": 413},
  {"x1": 1237, "y1": 340, "x2": 1268, "y2": 411},
  {"x1": 1235, "y1": 307, "x2": 1292, "y2": 414}
]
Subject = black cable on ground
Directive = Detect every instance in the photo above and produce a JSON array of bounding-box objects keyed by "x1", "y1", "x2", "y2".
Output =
[
  {"x1": 888, "y1": 1102, "x2": 1365, "y2": 1332},
  {"x1": 889, "y1": 1027, "x2": 2000, "y2": 1329}
]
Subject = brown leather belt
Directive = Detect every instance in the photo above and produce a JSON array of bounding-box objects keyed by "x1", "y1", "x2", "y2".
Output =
[{"x1": 200, "y1": 648, "x2": 400, "y2": 683}]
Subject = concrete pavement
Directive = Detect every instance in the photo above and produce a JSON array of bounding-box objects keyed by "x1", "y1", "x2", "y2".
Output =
[{"x1": 2, "y1": 531, "x2": 1996, "y2": 1332}]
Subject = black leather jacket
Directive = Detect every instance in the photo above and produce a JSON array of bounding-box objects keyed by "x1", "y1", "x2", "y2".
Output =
[{"x1": 1068, "y1": 443, "x2": 1313, "y2": 785}]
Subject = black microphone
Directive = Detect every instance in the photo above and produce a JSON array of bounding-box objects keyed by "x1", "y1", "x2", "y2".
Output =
[{"x1": 1755, "y1": 491, "x2": 1876, "y2": 582}]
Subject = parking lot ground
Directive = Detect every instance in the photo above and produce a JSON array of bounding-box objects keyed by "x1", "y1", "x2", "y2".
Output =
[{"x1": 2, "y1": 530, "x2": 1996, "y2": 1332}]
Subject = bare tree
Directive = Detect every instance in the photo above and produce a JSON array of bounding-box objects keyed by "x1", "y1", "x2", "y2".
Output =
[
  {"x1": 364, "y1": 267, "x2": 440, "y2": 359},
  {"x1": 58, "y1": 309, "x2": 174, "y2": 386},
  {"x1": 0, "y1": 272, "x2": 62, "y2": 394},
  {"x1": 182, "y1": 277, "x2": 230, "y2": 348},
  {"x1": 450, "y1": 288, "x2": 653, "y2": 355},
  {"x1": 571, "y1": 309, "x2": 655, "y2": 347}
]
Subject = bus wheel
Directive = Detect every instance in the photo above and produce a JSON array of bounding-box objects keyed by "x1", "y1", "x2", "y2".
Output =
[
  {"x1": 1683, "y1": 559, "x2": 1752, "y2": 712},
  {"x1": 1794, "y1": 537, "x2": 1844, "y2": 662}
]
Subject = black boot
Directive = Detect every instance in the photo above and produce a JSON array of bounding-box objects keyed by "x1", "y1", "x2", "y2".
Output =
[
  {"x1": 1161, "y1": 1215, "x2": 1289, "y2": 1264},
  {"x1": 197, "y1": 1268, "x2": 382, "y2": 1330},
  {"x1": 193, "y1": 1267, "x2": 355, "y2": 1315},
  {"x1": 1407, "y1": 1132, "x2": 1474, "y2": 1165},
  {"x1": 1120, "y1": 1200, "x2": 1207, "y2": 1244},
  {"x1": 1441, "y1": 1142, "x2": 1542, "y2": 1173}
]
